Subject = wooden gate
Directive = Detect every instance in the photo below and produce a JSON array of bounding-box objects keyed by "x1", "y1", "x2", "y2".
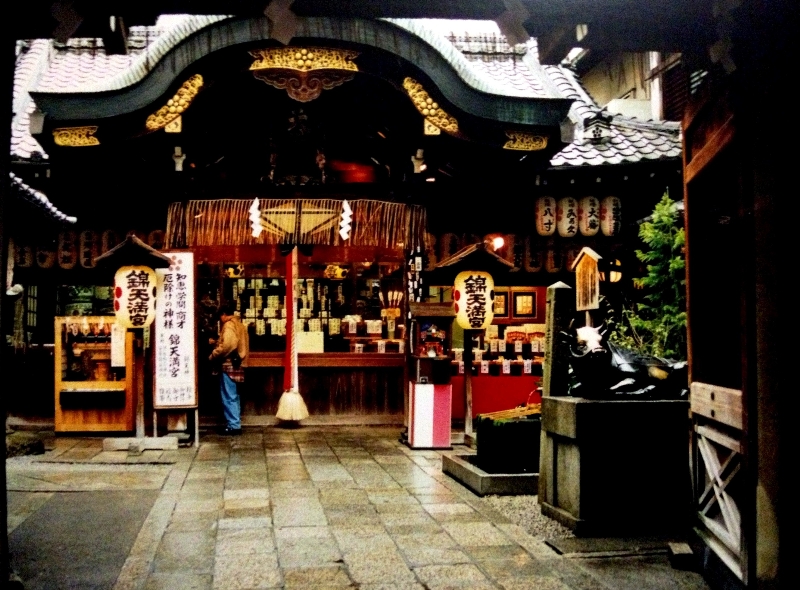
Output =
[{"x1": 684, "y1": 83, "x2": 753, "y2": 587}]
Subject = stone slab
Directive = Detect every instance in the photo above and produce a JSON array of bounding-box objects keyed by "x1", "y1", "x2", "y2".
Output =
[
  {"x1": 103, "y1": 437, "x2": 179, "y2": 452},
  {"x1": 545, "y1": 536, "x2": 676, "y2": 557},
  {"x1": 9, "y1": 490, "x2": 159, "y2": 590},
  {"x1": 441, "y1": 452, "x2": 539, "y2": 497}
]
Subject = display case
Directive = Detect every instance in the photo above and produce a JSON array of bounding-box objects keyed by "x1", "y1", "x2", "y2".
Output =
[
  {"x1": 198, "y1": 259, "x2": 407, "y2": 357},
  {"x1": 54, "y1": 316, "x2": 134, "y2": 432}
]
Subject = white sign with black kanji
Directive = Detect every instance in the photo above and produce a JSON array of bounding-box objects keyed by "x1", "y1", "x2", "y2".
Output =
[{"x1": 154, "y1": 252, "x2": 197, "y2": 408}]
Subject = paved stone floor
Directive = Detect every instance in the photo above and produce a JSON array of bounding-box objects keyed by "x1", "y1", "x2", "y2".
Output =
[{"x1": 7, "y1": 426, "x2": 711, "y2": 590}]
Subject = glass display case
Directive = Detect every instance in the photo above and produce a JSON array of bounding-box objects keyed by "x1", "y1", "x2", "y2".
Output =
[{"x1": 54, "y1": 316, "x2": 134, "y2": 432}]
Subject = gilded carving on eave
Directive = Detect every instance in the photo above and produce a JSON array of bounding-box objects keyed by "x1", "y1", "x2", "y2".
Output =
[
  {"x1": 165, "y1": 116, "x2": 182, "y2": 133},
  {"x1": 146, "y1": 74, "x2": 203, "y2": 131},
  {"x1": 424, "y1": 120, "x2": 441, "y2": 135},
  {"x1": 403, "y1": 78, "x2": 458, "y2": 134},
  {"x1": 250, "y1": 47, "x2": 359, "y2": 73},
  {"x1": 503, "y1": 131, "x2": 548, "y2": 151},
  {"x1": 250, "y1": 47, "x2": 359, "y2": 103},
  {"x1": 53, "y1": 126, "x2": 99, "y2": 146}
]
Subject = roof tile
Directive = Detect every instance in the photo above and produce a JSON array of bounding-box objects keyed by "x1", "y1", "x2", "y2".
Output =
[{"x1": 11, "y1": 16, "x2": 682, "y2": 170}]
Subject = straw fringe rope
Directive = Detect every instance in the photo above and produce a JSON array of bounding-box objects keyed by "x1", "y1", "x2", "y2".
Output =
[{"x1": 164, "y1": 199, "x2": 428, "y2": 249}]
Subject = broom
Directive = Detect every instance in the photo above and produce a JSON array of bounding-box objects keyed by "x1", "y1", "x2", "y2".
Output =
[{"x1": 276, "y1": 246, "x2": 309, "y2": 422}]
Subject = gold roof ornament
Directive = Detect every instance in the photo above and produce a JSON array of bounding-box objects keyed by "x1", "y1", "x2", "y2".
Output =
[
  {"x1": 53, "y1": 126, "x2": 99, "y2": 146},
  {"x1": 250, "y1": 47, "x2": 359, "y2": 103},
  {"x1": 146, "y1": 74, "x2": 203, "y2": 131},
  {"x1": 503, "y1": 131, "x2": 548, "y2": 151},
  {"x1": 403, "y1": 78, "x2": 458, "y2": 134},
  {"x1": 250, "y1": 47, "x2": 359, "y2": 73}
]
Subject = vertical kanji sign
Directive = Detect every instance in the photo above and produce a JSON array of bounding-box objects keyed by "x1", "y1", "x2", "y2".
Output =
[{"x1": 154, "y1": 252, "x2": 197, "y2": 408}]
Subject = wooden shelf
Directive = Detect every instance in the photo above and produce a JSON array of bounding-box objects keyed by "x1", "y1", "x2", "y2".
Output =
[
  {"x1": 60, "y1": 381, "x2": 126, "y2": 391},
  {"x1": 409, "y1": 302, "x2": 455, "y2": 317},
  {"x1": 68, "y1": 342, "x2": 112, "y2": 349},
  {"x1": 247, "y1": 352, "x2": 405, "y2": 368}
]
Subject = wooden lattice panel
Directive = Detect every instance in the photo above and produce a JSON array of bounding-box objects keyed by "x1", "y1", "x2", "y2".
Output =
[{"x1": 692, "y1": 382, "x2": 746, "y2": 583}]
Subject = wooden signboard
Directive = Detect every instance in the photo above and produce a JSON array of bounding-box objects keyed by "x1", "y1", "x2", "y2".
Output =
[{"x1": 572, "y1": 247, "x2": 601, "y2": 312}]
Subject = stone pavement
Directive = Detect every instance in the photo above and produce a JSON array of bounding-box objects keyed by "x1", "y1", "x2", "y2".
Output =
[{"x1": 7, "y1": 426, "x2": 711, "y2": 590}]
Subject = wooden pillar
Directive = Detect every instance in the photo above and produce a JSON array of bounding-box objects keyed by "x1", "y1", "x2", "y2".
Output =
[
  {"x1": 539, "y1": 281, "x2": 573, "y2": 503},
  {"x1": 542, "y1": 281, "x2": 572, "y2": 397},
  {"x1": 283, "y1": 245, "x2": 298, "y2": 393},
  {"x1": 1, "y1": 27, "x2": 15, "y2": 583},
  {"x1": 463, "y1": 330, "x2": 475, "y2": 437},
  {"x1": 129, "y1": 331, "x2": 146, "y2": 438}
]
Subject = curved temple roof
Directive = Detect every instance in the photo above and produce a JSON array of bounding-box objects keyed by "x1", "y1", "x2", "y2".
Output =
[
  {"x1": 9, "y1": 172, "x2": 77, "y2": 224},
  {"x1": 13, "y1": 15, "x2": 680, "y2": 169}
]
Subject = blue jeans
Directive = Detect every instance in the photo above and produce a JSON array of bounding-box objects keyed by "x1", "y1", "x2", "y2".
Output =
[{"x1": 220, "y1": 373, "x2": 241, "y2": 429}]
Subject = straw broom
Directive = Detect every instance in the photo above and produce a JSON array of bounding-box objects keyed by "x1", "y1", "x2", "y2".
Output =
[{"x1": 277, "y1": 246, "x2": 309, "y2": 422}]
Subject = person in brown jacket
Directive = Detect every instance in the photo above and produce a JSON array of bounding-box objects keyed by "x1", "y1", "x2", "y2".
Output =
[{"x1": 209, "y1": 302, "x2": 249, "y2": 435}]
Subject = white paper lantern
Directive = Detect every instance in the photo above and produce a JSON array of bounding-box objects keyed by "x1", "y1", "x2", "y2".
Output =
[
  {"x1": 114, "y1": 266, "x2": 158, "y2": 328},
  {"x1": 600, "y1": 196, "x2": 622, "y2": 236},
  {"x1": 535, "y1": 197, "x2": 557, "y2": 236},
  {"x1": 557, "y1": 197, "x2": 579, "y2": 237},
  {"x1": 453, "y1": 271, "x2": 495, "y2": 330},
  {"x1": 578, "y1": 196, "x2": 601, "y2": 236}
]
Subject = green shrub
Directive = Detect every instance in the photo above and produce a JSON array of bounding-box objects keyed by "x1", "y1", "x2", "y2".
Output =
[{"x1": 610, "y1": 193, "x2": 687, "y2": 360}]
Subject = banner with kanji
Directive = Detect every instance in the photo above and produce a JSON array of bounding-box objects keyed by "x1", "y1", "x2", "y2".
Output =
[{"x1": 154, "y1": 252, "x2": 197, "y2": 408}]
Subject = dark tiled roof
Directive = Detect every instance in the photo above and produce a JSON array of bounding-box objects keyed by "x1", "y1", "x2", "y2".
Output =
[
  {"x1": 9, "y1": 172, "x2": 77, "y2": 223},
  {"x1": 35, "y1": 16, "x2": 230, "y2": 94},
  {"x1": 11, "y1": 16, "x2": 680, "y2": 169},
  {"x1": 543, "y1": 66, "x2": 681, "y2": 167},
  {"x1": 462, "y1": 53, "x2": 551, "y2": 98},
  {"x1": 12, "y1": 40, "x2": 49, "y2": 160}
]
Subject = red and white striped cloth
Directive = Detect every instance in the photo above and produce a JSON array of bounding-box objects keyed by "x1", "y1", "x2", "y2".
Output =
[{"x1": 408, "y1": 383, "x2": 452, "y2": 449}]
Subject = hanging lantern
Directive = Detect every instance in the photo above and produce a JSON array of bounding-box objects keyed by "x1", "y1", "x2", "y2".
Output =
[
  {"x1": 535, "y1": 197, "x2": 557, "y2": 236},
  {"x1": 578, "y1": 196, "x2": 601, "y2": 236},
  {"x1": 79, "y1": 230, "x2": 99, "y2": 269},
  {"x1": 600, "y1": 196, "x2": 622, "y2": 236},
  {"x1": 557, "y1": 197, "x2": 579, "y2": 237},
  {"x1": 113, "y1": 266, "x2": 158, "y2": 328},
  {"x1": 453, "y1": 271, "x2": 495, "y2": 330},
  {"x1": 57, "y1": 230, "x2": 78, "y2": 270}
]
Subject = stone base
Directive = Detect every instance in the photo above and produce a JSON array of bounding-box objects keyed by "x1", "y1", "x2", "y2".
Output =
[
  {"x1": 540, "y1": 501, "x2": 586, "y2": 534},
  {"x1": 539, "y1": 396, "x2": 691, "y2": 536},
  {"x1": 442, "y1": 452, "x2": 539, "y2": 496}
]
